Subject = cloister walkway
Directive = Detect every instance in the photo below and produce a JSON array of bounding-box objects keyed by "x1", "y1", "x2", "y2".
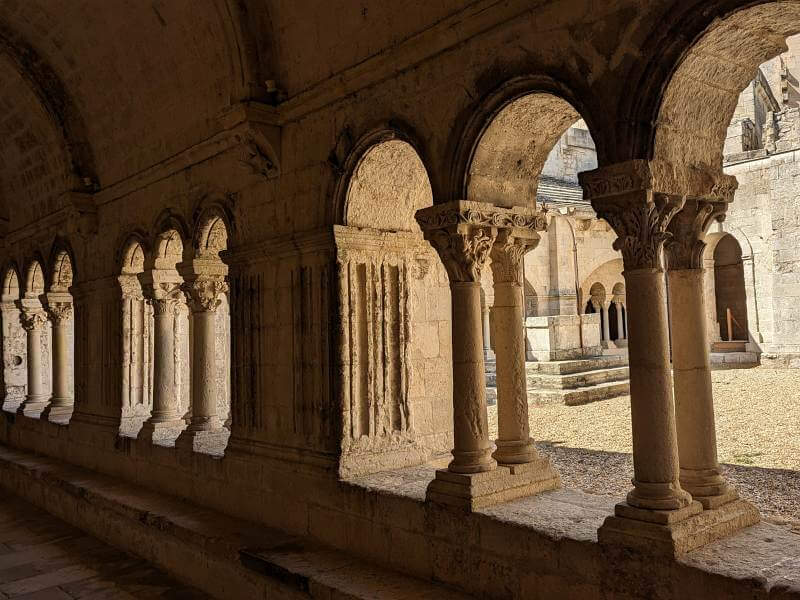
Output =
[{"x1": 0, "y1": 495, "x2": 209, "y2": 599}]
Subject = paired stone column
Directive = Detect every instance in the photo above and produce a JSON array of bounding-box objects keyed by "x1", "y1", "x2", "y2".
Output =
[
  {"x1": 43, "y1": 298, "x2": 73, "y2": 421},
  {"x1": 614, "y1": 301, "x2": 625, "y2": 342},
  {"x1": 602, "y1": 302, "x2": 612, "y2": 344},
  {"x1": 416, "y1": 201, "x2": 559, "y2": 510},
  {"x1": 140, "y1": 281, "x2": 186, "y2": 442},
  {"x1": 665, "y1": 199, "x2": 737, "y2": 508},
  {"x1": 489, "y1": 229, "x2": 540, "y2": 465},
  {"x1": 581, "y1": 160, "x2": 759, "y2": 556},
  {"x1": 177, "y1": 275, "x2": 229, "y2": 450},
  {"x1": 18, "y1": 302, "x2": 49, "y2": 417}
]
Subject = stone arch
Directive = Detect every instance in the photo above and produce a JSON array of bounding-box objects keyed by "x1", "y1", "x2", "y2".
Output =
[
  {"x1": 48, "y1": 245, "x2": 75, "y2": 294},
  {"x1": 118, "y1": 234, "x2": 153, "y2": 437},
  {"x1": 1, "y1": 266, "x2": 20, "y2": 301},
  {"x1": 341, "y1": 130, "x2": 433, "y2": 233},
  {"x1": 458, "y1": 78, "x2": 598, "y2": 208},
  {"x1": 150, "y1": 211, "x2": 191, "y2": 269},
  {"x1": 193, "y1": 203, "x2": 235, "y2": 258},
  {"x1": 0, "y1": 265, "x2": 24, "y2": 411},
  {"x1": 24, "y1": 259, "x2": 46, "y2": 297},
  {"x1": 119, "y1": 234, "x2": 149, "y2": 276},
  {"x1": 712, "y1": 233, "x2": 749, "y2": 342},
  {"x1": 651, "y1": 3, "x2": 800, "y2": 170}
]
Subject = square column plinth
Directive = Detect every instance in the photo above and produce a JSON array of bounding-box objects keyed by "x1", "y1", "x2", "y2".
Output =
[
  {"x1": 598, "y1": 499, "x2": 760, "y2": 556},
  {"x1": 426, "y1": 458, "x2": 560, "y2": 511}
]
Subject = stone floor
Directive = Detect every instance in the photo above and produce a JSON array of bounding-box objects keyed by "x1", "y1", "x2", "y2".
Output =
[{"x1": 0, "y1": 495, "x2": 211, "y2": 599}]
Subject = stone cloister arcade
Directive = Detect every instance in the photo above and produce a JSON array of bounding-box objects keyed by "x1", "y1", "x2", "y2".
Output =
[{"x1": 0, "y1": 1, "x2": 798, "y2": 598}]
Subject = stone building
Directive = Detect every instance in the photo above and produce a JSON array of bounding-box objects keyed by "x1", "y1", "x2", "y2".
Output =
[{"x1": 0, "y1": 2, "x2": 798, "y2": 599}]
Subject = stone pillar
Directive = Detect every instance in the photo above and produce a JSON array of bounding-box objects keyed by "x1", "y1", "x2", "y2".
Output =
[
  {"x1": 490, "y1": 229, "x2": 540, "y2": 465},
  {"x1": 416, "y1": 201, "x2": 559, "y2": 510},
  {"x1": 666, "y1": 200, "x2": 738, "y2": 508},
  {"x1": 44, "y1": 300, "x2": 73, "y2": 421},
  {"x1": 581, "y1": 161, "x2": 759, "y2": 556},
  {"x1": 177, "y1": 276, "x2": 229, "y2": 450},
  {"x1": 18, "y1": 303, "x2": 48, "y2": 417},
  {"x1": 482, "y1": 304, "x2": 491, "y2": 360},
  {"x1": 140, "y1": 282, "x2": 186, "y2": 442},
  {"x1": 614, "y1": 301, "x2": 624, "y2": 343},
  {"x1": 602, "y1": 302, "x2": 612, "y2": 344}
]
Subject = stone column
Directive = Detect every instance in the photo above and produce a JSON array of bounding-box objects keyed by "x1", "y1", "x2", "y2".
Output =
[
  {"x1": 177, "y1": 276, "x2": 229, "y2": 450},
  {"x1": 44, "y1": 300, "x2": 73, "y2": 420},
  {"x1": 602, "y1": 302, "x2": 612, "y2": 344},
  {"x1": 140, "y1": 282, "x2": 186, "y2": 442},
  {"x1": 416, "y1": 201, "x2": 559, "y2": 510},
  {"x1": 482, "y1": 304, "x2": 491, "y2": 360},
  {"x1": 18, "y1": 303, "x2": 48, "y2": 416},
  {"x1": 581, "y1": 162, "x2": 692, "y2": 513},
  {"x1": 614, "y1": 301, "x2": 624, "y2": 342},
  {"x1": 490, "y1": 229, "x2": 540, "y2": 465},
  {"x1": 666, "y1": 199, "x2": 737, "y2": 508},
  {"x1": 417, "y1": 220, "x2": 496, "y2": 474}
]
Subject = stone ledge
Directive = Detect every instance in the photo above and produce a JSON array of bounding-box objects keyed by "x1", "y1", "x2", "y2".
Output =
[
  {"x1": 0, "y1": 444, "x2": 471, "y2": 600},
  {"x1": 597, "y1": 498, "x2": 760, "y2": 556},
  {"x1": 426, "y1": 459, "x2": 560, "y2": 510}
]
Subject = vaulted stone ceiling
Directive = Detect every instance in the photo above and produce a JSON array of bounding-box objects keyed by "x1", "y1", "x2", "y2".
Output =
[{"x1": 0, "y1": 0, "x2": 273, "y2": 231}]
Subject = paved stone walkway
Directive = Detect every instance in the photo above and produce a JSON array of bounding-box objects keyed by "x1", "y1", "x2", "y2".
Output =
[{"x1": 0, "y1": 495, "x2": 211, "y2": 599}]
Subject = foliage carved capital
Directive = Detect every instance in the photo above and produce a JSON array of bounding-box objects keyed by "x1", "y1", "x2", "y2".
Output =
[
  {"x1": 415, "y1": 201, "x2": 545, "y2": 283},
  {"x1": 490, "y1": 230, "x2": 540, "y2": 285},
  {"x1": 20, "y1": 309, "x2": 47, "y2": 332},
  {"x1": 47, "y1": 302, "x2": 73, "y2": 325},
  {"x1": 183, "y1": 277, "x2": 229, "y2": 313},
  {"x1": 664, "y1": 200, "x2": 728, "y2": 270}
]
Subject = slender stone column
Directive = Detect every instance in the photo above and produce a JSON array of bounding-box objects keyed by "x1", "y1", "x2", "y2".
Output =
[
  {"x1": 581, "y1": 163, "x2": 691, "y2": 512},
  {"x1": 602, "y1": 302, "x2": 611, "y2": 344},
  {"x1": 18, "y1": 304, "x2": 48, "y2": 416},
  {"x1": 44, "y1": 300, "x2": 73, "y2": 420},
  {"x1": 666, "y1": 199, "x2": 737, "y2": 508},
  {"x1": 482, "y1": 304, "x2": 491, "y2": 360},
  {"x1": 140, "y1": 282, "x2": 185, "y2": 442},
  {"x1": 417, "y1": 221, "x2": 497, "y2": 474},
  {"x1": 490, "y1": 229, "x2": 540, "y2": 464},
  {"x1": 177, "y1": 276, "x2": 229, "y2": 450},
  {"x1": 614, "y1": 301, "x2": 624, "y2": 342},
  {"x1": 417, "y1": 201, "x2": 559, "y2": 510}
]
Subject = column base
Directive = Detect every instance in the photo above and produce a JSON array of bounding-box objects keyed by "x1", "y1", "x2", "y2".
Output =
[
  {"x1": 598, "y1": 499, "x2": 760, "y2": 556},
  {"x1": 426, "y1": 457, "x2": 560, "y2": 511},
  {"x1": 41, "y1": 401, "x2": 74, "y2": 424},
  {"x1": 175, "y1": 427, "x2": 229, "y2": 455},
  {"x1": 17, "y1": 396, "x2": 49, "y2": 419},
  {"x1": 680, "y1": 468, "x2": 739, "y2": 509},
  {"x1": 493, "y1": 438, "x2": 539, "y2": 465},
  {"x1": 140, "y1": 419, "x2": 186, "y2": 445}
]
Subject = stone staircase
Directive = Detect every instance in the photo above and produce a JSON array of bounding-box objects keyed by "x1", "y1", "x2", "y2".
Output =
[
  {"x1": 486, "y1": 354, "x2": 630, "y2": 406},
  {"x1": 526, "y1": 354, "x2": 629, "y2": 405}
]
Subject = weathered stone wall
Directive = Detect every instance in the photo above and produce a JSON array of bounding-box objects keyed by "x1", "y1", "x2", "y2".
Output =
[{"x1": 723, "y1": 150, "x2": 800, "y2": 361}]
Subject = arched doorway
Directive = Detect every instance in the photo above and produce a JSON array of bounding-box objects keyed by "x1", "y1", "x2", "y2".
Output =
[{"x1": 713, "y1": 234, "x2": 748, "y2": 341}]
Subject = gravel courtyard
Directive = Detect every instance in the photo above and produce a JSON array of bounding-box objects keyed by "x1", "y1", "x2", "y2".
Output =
[{"x1": 488, "y1": 367, "x2": 800, "y2": 531}]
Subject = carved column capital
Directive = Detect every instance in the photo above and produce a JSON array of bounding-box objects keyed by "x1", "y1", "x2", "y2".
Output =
[
  {"x1": 145, "y1": 282, "x2": 184, "y2": 316},
  {"x1": 415, "y1": 201, "x2": 546, "y2": 284},
  {"x1": 490, "y1": 230, "x2": 540, "y2": 285},
  {"x1": 47, "y1": 302, "x2": 73, "y2": 325},
  {"x1": 580, "y1": 161, "x2": 738, "y2": 271},
  {"x1": 183, "y1": 276, "x2": 229, "y2": 313},
  {"x1": 665, "y1": 200, "x2": 728, "y2": 270},
  {"x1": 119, "y1": 275, "x2": 143, "y2": 301},
  {"x1": 20, "y1": 309, "x2": 47, "y2": 331}
]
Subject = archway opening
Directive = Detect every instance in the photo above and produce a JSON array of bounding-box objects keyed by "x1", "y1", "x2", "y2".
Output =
[
  {"x1": 0, "y1": 268, "x2": 24, "y2": 412},
  {"x1": 338, "y1": 137, "x2": 451, "y2": 475},
  {"x1": 713, "y1": 234, "x2": 749, "y2": 342},
  {"x1": 119, "y1": 239, "x2": 152, "y2": 437}
]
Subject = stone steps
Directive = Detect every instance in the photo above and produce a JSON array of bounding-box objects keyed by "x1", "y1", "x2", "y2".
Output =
[
  {"x1": 528, "y1": 354, "x2": 628, "y2": 375},
  {"x1": 527, "y1": 366, "x2": 630, "y2": 390},
  {"x1": 528, "y1": 379, "x2": 630, "y2": 406}
]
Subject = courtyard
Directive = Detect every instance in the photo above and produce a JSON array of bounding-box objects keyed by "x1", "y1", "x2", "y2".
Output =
[{"x1": 488, "y1": 367, "x2": 800, "y2": 532}]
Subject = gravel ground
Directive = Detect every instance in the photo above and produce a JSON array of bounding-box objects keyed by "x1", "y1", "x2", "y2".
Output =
[{"x1": 488, "y1": 367, "x2": 800, "y2": 531}]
